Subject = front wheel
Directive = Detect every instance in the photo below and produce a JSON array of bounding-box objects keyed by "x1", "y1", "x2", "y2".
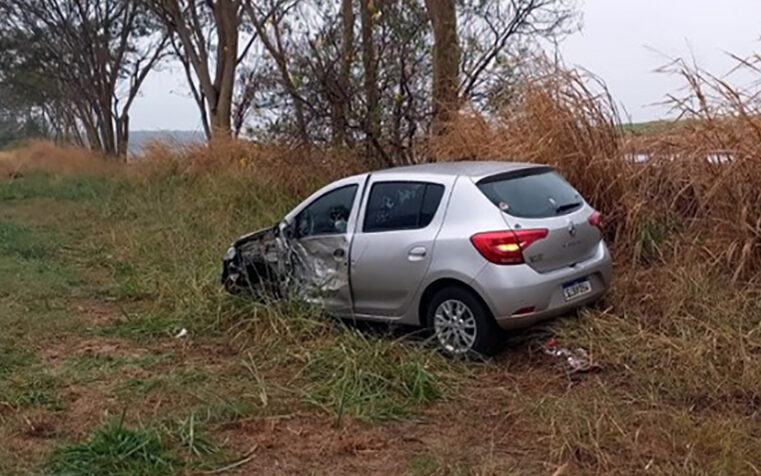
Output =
[{"x1": 426, "y1": 286, "x2": 503, "y2": 357}]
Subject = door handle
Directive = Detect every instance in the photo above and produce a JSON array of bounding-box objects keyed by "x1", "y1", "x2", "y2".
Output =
[
  {"x1": 408, "y1": 246, "x2": 427, "y2": 261},
  {"x1": 333, "y1": 248, "x2": 346, "y2": 259}
]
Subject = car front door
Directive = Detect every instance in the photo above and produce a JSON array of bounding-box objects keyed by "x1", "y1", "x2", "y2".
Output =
[
  {"x1": 349, "y1": 179, "x2": 451, "y2": 318},
  {"x1": 287, "y1": 178, "x2": 364, "y2": 316}
]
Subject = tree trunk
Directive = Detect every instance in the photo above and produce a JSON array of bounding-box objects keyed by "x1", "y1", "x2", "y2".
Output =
[
  {"x1": 209, "y1": 96, "x2": 233, "y2": 139},
  {"x1": 360, "y1": 0, "x2": 379, "y2": 150},
  {"x1": 209, "y1": 0, "x2": 239, "y2": 139},
  {"x1": 83, "y1": 122, "x2": 102, "y2": 152},
  {"x1": 116, "y1": 114, "x2": 129, "y2": 159},
  {"x1": 336, "y1": 0, "x2": 354, "y2": 146},
  {"x1": 76, "y1": 101, "x2": 102, "y2": 153},
  {"x1": 94, "y1": 91, "x2": 118, "y2": 156},
  {"x1": 424, "y1": 0, "x2": 460, "y2": 132}
]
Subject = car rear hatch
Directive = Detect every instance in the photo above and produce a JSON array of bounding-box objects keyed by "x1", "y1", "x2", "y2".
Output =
[{"x1": 476, "y1": 166, "x2": 602, "y2": 273}]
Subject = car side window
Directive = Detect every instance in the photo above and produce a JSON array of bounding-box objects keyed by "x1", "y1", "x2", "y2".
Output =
[
  {"x1": 363, "y1": 182, "x2": 445, "y2": 233},
  {"x1": 294, "y1": 185, "x2": 358, "y2": 238}
]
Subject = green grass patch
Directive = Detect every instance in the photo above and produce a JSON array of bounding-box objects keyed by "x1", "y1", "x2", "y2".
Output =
[
  {"x1": 0, "y1": 344, "x2": 35, "y2": 376},
  {"x1": 0, "y1": 344, "x2": 64, "y2": 411},
  {"x1": 0, "y1": 219, "x2": 54, "y2": 260},
  {"x1": 0, "y1": 367, "x2": 64, "y2": 411},
  {"x1": 302, "y1": 329, "x2": 449, "y2": 423},
  {"x1": 167, "y1": 412, "x2": 220, "y2": 458},
  {"x1": 117, "y1": 365, "x2": 212, "y2": 399},
  {"x1": 48, "y1": 419, "x2": 179, "y2": 476},
  {"x1": 96, "y1": 310, "x2": 183, "y2": 339},
  {"x1": 0, "y1": 173, "x2": 112, "y2": 202},
  {"x1": 47, "y1": 412, "x2": 230, "y2": 476},
  {"x1": 0, "y1": 217, "x2": 83, "y2": 302}
]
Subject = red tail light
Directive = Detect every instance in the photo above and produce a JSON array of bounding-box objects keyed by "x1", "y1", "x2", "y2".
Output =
[
  {"x1": 588, "y1": 211, "x2": 602, "y2": 229},
  {"x1": 470, "y1": 229, "x2": 548, "y2": 265}
]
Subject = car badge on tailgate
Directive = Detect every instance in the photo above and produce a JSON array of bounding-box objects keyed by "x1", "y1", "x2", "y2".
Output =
[{"x1": 567, "y1": 220, "x2": 577, "y2": 237}]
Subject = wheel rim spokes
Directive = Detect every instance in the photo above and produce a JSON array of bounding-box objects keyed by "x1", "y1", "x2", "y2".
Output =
[{"x1": 434, "y1": 299, "x2": 477, "y2": 354}]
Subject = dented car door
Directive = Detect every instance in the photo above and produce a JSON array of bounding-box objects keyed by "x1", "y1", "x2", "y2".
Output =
[{"x1": 283, "y1": 177, "x2": 365, "y2": 316}]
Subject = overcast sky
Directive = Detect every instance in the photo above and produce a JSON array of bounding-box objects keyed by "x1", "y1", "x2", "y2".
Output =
[{"x1": 129, "y1": 0, "x2": 761, "y2": 131}]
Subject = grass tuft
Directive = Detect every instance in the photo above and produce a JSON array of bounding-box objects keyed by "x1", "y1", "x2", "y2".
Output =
[{"x1": 48, "y1": 419, "x2": 178, "y2": 476}]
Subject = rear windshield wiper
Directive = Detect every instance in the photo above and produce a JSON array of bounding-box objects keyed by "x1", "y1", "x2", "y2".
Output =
[{"x1": 555, "y1": 201, "x2": 582, "y2": 214}]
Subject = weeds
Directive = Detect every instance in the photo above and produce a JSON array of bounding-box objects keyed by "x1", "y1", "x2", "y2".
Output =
[
  {"x1": 302, "y1": 329, "x2": 448, "y2": 423},
  {"x1": 170, "y1": 412, "x2": 219, "y2": 458},
  {"x1": 48, "y1": 418, "x2": 178, "y2": 476}
]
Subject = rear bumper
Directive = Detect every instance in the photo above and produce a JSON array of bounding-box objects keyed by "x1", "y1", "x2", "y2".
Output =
[{"x1": 471, "y1": 241, "x2": 613, "y2": 330}]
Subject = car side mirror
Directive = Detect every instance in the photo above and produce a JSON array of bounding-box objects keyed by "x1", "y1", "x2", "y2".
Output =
[{"x1": 280, "y1": 218, "x2": 297, "y2": 239}]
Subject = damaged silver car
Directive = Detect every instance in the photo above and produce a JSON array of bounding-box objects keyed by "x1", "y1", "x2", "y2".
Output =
[{"x1": 222, "y1": 161, "x2": 613, "y2": 356}]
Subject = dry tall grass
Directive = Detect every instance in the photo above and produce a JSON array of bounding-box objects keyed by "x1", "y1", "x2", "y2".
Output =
[
  {"x1": 131, "y1": 138, "x2": 365, "y2": 196},
  {"x1": 428, "y1": 61, "x2": 761, "y2": 284},
  {"x1": 0, "y1": 140, "x2": 112, "y2": 177}
]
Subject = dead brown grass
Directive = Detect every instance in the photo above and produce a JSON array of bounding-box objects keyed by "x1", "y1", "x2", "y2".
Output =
[
  {"x1": 130, "y1": 138, "x2": 365, "y2": 196},
  {"x1": 1, "y1": 137, "x2": 364, "y2": 201},
  {"x1": 427, "y1": 62, "x2": 761, "y2": 284},
  {"x1": 0, "y1": 140, "x2": 113, "y2": 178}
]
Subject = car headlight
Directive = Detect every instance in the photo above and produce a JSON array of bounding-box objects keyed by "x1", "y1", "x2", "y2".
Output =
[{"x1": 224, "y1": 246, "x2": 236, "y2": 261}]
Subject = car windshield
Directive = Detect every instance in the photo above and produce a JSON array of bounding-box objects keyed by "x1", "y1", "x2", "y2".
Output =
[{"x1": 477, "y1": 167, "x2": 583, "y2": 219}]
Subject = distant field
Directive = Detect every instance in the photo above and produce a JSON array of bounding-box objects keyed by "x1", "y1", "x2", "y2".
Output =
[
  {"x1": 0, "y1": 140, "x2": 759, "y2": 475},
  {"x1": 621, "y1": 120, "x2": 675, "y2": 135}
]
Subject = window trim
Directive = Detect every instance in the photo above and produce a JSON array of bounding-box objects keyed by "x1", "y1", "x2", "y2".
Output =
[
  {"x1": 293, "y1": 184, "x2": 359, "y2": 239},
  {"x1": 362, "y1": 180, "x2": 446, "y2": 234}
]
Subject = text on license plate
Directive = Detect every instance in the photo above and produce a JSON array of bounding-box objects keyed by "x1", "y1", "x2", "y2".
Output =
[{"x1": 563, "y1": 279, "x2": 592, "y2": 301}]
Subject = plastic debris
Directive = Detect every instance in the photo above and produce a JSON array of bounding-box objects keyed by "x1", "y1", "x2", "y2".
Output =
[
  {"x1": 175, "y1": 328, "x2": 189, "y2": 339},
  {"x1": 542, "y1": 337, "x2": 600, "y2": 373}
]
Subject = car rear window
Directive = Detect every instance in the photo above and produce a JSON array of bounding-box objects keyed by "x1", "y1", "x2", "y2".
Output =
[
  {"x1": 364, "y1": 182, "x2": 445, "y2": 232},
  {"x1": 477, "y1": 167, "x2": 583, "y2": 219}
]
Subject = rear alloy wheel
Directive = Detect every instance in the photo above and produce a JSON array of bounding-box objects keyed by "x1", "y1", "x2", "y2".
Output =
[
  {"x1": 427, "y1": 286, "x2": 502, "y2": 357},
  {"x1": 434, "y1": 299, "x2": 477, "y2": 354}
]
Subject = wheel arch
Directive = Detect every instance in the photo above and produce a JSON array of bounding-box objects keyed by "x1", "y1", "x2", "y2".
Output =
[{"x1": 417, "y1": 277, "x2": 494, "y2": 327}]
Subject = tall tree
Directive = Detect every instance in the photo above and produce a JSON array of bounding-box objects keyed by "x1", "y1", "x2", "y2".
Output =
[
  {"x1": 424, "y1": 0, "x2": 460, "y2": 130},
  {"x1": 145, "y1": 0, "x2": 249, "y2": 139},
  {"x1": 0, "y1": 0, "x2": 167, "y2": 157},
  {"x1": 218, "y1": 0, "x2": 577, "y2": 160}
]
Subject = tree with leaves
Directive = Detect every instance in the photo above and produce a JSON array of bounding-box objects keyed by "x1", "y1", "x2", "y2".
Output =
[
  {"x1": 144, "y1": 0, "x2": 252, "y2": 139},
  {"x1": 0, "y1": 0, "x2": 168, "y2": 157}
]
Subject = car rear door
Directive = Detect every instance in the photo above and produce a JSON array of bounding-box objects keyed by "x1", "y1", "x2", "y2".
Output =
[{"x1": 349, "y1": 178, "x2": 452, "y2": 317}]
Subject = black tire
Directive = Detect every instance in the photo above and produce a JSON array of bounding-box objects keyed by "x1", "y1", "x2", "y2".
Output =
[
  {"x1": 223, "y1": 274, "x2": 242, "y2": 294},
  {"x1": 426, "y1": 286, "x2": 503, "y2": 357}
]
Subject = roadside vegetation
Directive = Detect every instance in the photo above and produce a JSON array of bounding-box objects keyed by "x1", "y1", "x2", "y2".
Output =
[{"x1": 2, "y1": 63, "x2": 761, "y2": 474}]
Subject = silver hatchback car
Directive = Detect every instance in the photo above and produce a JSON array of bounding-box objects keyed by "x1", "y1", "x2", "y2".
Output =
[{"x1": 222, "y1": 161, "x2": 612, "y2": 356}]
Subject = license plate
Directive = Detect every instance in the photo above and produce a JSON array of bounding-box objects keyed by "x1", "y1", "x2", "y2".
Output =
[{"x1": 563, "y1": 278, "x2": 592, "y2": 301}]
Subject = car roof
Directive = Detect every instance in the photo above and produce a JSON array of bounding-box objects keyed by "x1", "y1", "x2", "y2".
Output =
[{"x1": 369, "y1": 160, "x2": 544, "y2": 182}]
